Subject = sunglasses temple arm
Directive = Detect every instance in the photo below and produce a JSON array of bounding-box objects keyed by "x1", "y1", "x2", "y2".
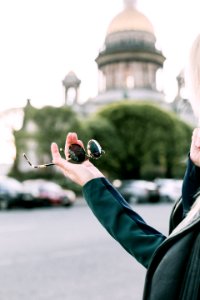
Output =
[
  {"x1": 31, "y1": 162, "x2": 55, "y2": 168},
  {"x1": 40, "y1": 162, "x2": 55, "y2": 167},
  {"x1": 23, "y1": 153, "x2": 55, "y2": 168}
]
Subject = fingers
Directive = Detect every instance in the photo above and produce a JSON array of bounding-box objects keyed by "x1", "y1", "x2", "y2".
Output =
[
  {"x1": 66, "y1": 132, "x2": 84, "y2": 147},
  {"x1": 192, "y1": 128, "x2": 200, "y2": 148},
  {"x1": 66, "y1": 132, "x2": 78, "y2": 145},
  {"x1": 51, "y1": 142, "x2": 61, "y2": 161},
  {"x1": 65, "y1": 132, "x2": 85, "y2": 156},
  {"x1": 51, "y1": 143, "x2": 67, "y2": 168},
  {"x1": 77, "y1": 139, "x2": 85, "y2": 148},
  {"x1": 51, "y1": 142, "x2": 71, "y2": 171},
  {"x1": 51, "y1": 137, "x2": 104, "y2": 186}
]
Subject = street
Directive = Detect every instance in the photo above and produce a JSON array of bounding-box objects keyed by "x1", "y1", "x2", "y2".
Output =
[{"x1": 0, "y1": 200, "x2": 173, "y2": 300}]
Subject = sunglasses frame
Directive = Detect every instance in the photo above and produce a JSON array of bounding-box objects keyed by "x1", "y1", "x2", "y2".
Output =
[
  {"x1": 23, "y1": 153, "x2": 55, "y2": 168},
  {"x1": 23, "y1": 139, "x2": 105, "y2": 168}
]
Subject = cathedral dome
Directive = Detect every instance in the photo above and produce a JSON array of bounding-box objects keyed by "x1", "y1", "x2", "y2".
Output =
[
  {"x1": 102, "y1": 0, "x2": 156, "y2": 54},
  {"x1": 95, "y1": 0, "x2": 165, "y2": 93},
  {"x1": 106, "y1": 7, "x2": 154, "y2": 36}
]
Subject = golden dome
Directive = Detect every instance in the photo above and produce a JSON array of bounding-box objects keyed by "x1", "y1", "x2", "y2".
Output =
[{"x1": 106, "y1": 7, "x2": 154, "y2": 36}]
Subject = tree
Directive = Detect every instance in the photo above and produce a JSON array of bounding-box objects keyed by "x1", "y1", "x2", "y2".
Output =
[
  {"x1": 86, "y1": 101, "x2": 192, "y2": 180},
  {"x1": 11, "y1": 104, "x2": 85, "y2": 185}
]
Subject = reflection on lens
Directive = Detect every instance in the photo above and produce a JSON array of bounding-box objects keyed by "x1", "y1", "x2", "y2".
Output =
[
  {"x1": 68, "y1": 144, "x2": 86, "y2": 163},
  {"x1": 87, "y1": 139, "x2": 104, "y2": 159}
]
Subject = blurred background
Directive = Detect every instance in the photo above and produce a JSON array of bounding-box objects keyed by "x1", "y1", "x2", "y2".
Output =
[{"x1": 0, "y1": 0, "x2": 199, "y2": 299}]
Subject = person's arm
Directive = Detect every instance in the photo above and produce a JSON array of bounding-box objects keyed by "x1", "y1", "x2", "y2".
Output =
[
  {"x1": 51, "y1": 132, "x2": 166, "y2": 268},
  {"x1": 83, "y1": 177, "x2": 166, "y2": 268}
]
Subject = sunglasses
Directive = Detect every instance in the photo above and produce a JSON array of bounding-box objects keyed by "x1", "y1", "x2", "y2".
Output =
[{"x1": 23, "y1": 139, "x2": 105, "y2": 168}]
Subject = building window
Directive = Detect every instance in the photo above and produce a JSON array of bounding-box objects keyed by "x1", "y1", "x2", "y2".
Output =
[
  {"x1": 66, "y1": 87, "x2": 76, "y2": 105},
  {"x1": 156, "y1": 68, "x2": 163, "y2": 92},
  {"x1": 98, "y1": 70, "x2": 106, "y2": 92},
  {"x1": 126, "y1": 75, "x2": 135, "y2": 89}
]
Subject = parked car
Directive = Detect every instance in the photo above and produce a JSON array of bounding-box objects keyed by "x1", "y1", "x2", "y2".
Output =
[
  {"x1": 155, "y1": 178, "x2": 183, "y2": 202},
  {"x1": 22, "y1": 179, "x2": 76, "y2": 207},
  {"x1": 0, "y1": 176, "x2": 34, "y2": 210},
  {"x1": 114, "y1": 179, "x2": 160, "y2": 203}
]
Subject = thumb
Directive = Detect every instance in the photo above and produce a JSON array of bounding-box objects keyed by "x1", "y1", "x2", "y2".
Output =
[
  {"x1": 51, "y1": 142, "x2": 73, "y2": 171},
  {"x1": 51, "y1": 142, "x2": 61, "y2": 162}
]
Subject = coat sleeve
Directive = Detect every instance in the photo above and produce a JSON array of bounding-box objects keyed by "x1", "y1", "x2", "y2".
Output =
[
  {"x1": 182, "y1": 156, "x2": 200, "y2": 215},
  {"x1": 82, "y1": 177, "x2": 166, "y2": 268}
]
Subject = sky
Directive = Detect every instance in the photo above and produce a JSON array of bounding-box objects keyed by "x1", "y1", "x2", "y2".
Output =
[{"x1": 0, "y1": 0, "x2": 200, "y2": 165}]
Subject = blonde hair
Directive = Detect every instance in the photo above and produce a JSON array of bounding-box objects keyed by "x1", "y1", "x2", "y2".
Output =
[
  {"x1": 170, "y1": 195, "x2": 200, "y2": 236},
  {"x1": 185, "y1": 34, "x2": 200, "y2": 121}
]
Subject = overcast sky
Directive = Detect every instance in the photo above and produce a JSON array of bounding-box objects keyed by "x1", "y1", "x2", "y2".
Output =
[
  {"x1": 0, "y1": 0, "x2": 200, "y2": 113},
  {"x1": 0, "y1": 0, "x2": 200, "y2": 164}
]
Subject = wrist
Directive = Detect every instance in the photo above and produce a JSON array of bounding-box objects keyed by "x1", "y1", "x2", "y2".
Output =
[{"x1": 82, "y1": 176, "x2": 105, "y2": 187}]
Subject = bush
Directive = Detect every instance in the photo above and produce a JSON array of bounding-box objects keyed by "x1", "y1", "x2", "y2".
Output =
[{"x1": 87, "y1": 101, "x2": 192, "y2": 180}]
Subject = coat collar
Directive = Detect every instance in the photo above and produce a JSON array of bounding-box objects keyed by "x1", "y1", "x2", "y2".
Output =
[{"x1": 170, "y1": 195, "x2": 200, "y2": 237}]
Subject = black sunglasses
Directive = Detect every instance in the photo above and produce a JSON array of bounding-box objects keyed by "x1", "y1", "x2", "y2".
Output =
[{"x1": 23, "y1": 139, "x2": 105, "y2": 168}]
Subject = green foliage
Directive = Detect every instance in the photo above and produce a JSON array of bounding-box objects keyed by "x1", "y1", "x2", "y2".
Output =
[
  {"x1": 84, "y1": 115, "x2": 119, "y2": 176},
  {"x1": 11, "y1": 101, "x2": 192, "y2": 184},
  {"x1": 26, "y1": 105, "x2": 84, "y2": 153},
  {"x1": 87, "y1": 101, "x2": 192, "y2": 180},
  {"x1": 11, "y1": 105, "x2": 86, "y2": 182}
]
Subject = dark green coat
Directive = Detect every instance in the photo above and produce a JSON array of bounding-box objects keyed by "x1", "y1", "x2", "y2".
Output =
[{"x1": 83, "y1": 178, "x2": 200, "y2": 300}]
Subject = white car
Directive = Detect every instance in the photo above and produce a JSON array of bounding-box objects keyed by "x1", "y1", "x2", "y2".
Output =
[
  {"x1": 0, "y1": 176, "x2": 34, "y2": 209},
  {"x1": 115, "y1": 179, "x2": 160, "y2": 203},
  {"x1": 155, "y1": 178, "x2": 183, "y2": 202}
]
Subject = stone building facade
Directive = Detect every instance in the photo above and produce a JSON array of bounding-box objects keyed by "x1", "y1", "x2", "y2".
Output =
[{"x1": 64, "y1": 0, "x2": 195, "y2": 124}]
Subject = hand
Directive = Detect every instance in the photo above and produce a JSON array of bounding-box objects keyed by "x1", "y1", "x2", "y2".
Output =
[
  {"x1": 190, "y1": 128, "x2": 200, "y2": 167},
  {"x1": 51, "y1": 132, "x2": 105, "y2": 186}
]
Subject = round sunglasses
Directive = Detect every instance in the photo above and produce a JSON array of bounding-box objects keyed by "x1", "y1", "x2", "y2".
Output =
[
  {"x1": 68, "y1": 139, "x2": 105, "y2": 163},
  {"x1": 23, "y1": 139, "x2": 105, "y2": 168}
]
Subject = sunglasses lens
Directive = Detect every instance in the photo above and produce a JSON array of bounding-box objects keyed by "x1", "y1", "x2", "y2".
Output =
[
  {"x1": 87, "y1": 139, "x2": 103, "y2": 159},
  {"x1": 68, "y1": 144, "x2": 86, "y2": 163}
]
